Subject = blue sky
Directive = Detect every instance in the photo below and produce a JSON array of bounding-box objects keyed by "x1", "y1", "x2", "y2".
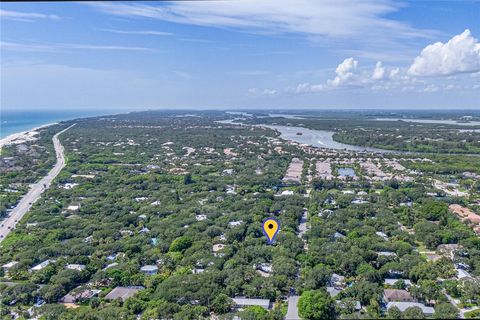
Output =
[{"x1": 1, "y1": 0, "x2": 479, "y2": 110}]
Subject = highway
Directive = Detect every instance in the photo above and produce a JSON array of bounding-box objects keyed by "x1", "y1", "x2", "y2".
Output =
[{"x1": 0, "y1": 124, "x2": 75, "y2": 243}]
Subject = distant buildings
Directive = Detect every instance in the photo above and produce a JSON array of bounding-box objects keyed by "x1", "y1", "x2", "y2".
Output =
[
  {"x1": 283, "y1": 158, "x2": 303, "y2": 183},
  {"x1": 449, "y1": 204, "x2": 480, "y2": 234},
  {"x1": 315, "y1": 161, "x2": 334, "y2": 180}
]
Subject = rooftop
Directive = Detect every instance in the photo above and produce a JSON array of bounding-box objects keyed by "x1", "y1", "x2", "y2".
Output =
[
  {"x1": 232, "y1": 297, "x2": 271, "y2": 309},
  {"x1": 386, "y1": 302, "x2": 434, "y2": 315},
  {"x1": 105, "y1": 286, "x2": 144, "y2": 301},
  {"x1": 384, "y1": 289, "x2": 413, "y2": 302}
]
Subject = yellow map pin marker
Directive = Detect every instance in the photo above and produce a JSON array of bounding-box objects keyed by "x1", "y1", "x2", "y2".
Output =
[{"x1": 263, "y1": 218, "x2": 280, "y2": 244}]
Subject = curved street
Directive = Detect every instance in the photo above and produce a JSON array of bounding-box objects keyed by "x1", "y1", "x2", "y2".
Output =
[{"x1": 0, "y1": 124, "x2": 75, "y2": 243}]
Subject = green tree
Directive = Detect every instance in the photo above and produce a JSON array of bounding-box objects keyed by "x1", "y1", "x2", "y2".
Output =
[
  {"x1": 173, "y1": 305, "x2": 208, "y2": 320},
  {"x1": 35, "y1": 304, "x2": 67, "y2": 320},
  {"x1": 387, "y1": 306, "x2": 402, "y2": 319},
  {"x1": 298, "y1": 290, "x2": 337, "y2": 320},
  {"x1": 303, "y1": 264, "x2": 331, "y2": 290},
  {"x1": 239, "y1": 306, "x2": 269, "y2": 320},
  {"x1": 125, "y1": 297, "x2": 146, "y2": 314},
  {"x1": 169, "y1": 236, "x2": 193, "y2": 252},
  {"x1": 183, "y1": 173, "x2": 193, "y2": 185},
  {"x1": 403, "y1": 306, "x2": 425, "y2": 319},
  {"x1": 433, "y1": 303, "x2": 459, "y2": 319},
  {"x1": 211, "y1": 293, "x2": 234, "y2": 314}
]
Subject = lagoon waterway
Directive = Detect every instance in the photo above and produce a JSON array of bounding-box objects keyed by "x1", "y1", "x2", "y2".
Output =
[
  {"x1": 218, "y1": 119, "x2": 395, "y2": 153},
  {"x1": 262, "y1": 125, "x2": 393, "y2": 153}
]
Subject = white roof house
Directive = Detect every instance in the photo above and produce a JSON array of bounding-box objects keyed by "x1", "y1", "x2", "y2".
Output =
[
  {"x1": 140, "y1": 265, "x2": 158, "y2": 275},
  {"x1": 2, "y1": 261, "x2": 19, "y2": 270},
  {"x1": 256, "y1": 263, "x2": 273, "y2": 273},
  {"x1": 30, "y1": 259, "x2": 53, "y2": 272},
  {"x1": 66, "y1": 264, "x2": 86, "y2": 271},
  {"x1": 229, "y1": 220, "x2": 243, "y2": 227},
  {"x1": 103, "y1": 263, "x2": 119, "y2": 271},
  {"x1": 457, "y1": 268, "x2": 473, "y2": 279},
  {"x1": 212, "y1": 244, "x2": 226, "y2": 253},
  {"x1": 375, "y1": 231, "x2": 389, "y2": 241},
  {"x1": 384, "y1": 279, "x2": 412, "y2": 287},
  {"x1": 386, "y1": 302, "x2": 434, "y2": 316},
  {"x1": 377, "y1": 251, "x2": 397, "y2": 257},
  {"x1": 327, "y1": 287, "x2": 342, "y2": 297},
  {"x1": 333, "y1": 232, "x2": 346, "y2": 239},
  {"x1": 196, "y1": 214, "x2": 207, "y2": 221},
  {"x1": 232, "y1": 297, "x2": 271, "y2": 310},
  {"x1": 139, "y1": 227, "x2": 150, "y2": 234},
  {"x1": 330, "y1": 273, "x2": 346, "y2": 288}
]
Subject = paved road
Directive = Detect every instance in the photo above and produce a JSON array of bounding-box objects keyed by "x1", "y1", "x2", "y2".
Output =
[
  {"x1": 0, "y1": 124, "x2": 75, "y2": 243},
  {"x1": 444, "y1": 290, "x2": 480, "y2": 319},
  {"x1": 286, "y1": 295, "x2": 301, "y2": 320},
  {"x1": 285, "y1": 208, "x2": 311, "y2": 319}
]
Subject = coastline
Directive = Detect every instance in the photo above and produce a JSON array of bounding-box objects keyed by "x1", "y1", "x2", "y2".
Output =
[{"x1": 0, "y1": 122, "x2": 58, "y2": 149}]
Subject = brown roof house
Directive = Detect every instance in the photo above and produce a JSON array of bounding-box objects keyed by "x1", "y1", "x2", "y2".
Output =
[
  {"x1": 105, "y1": 286, "x2": 144, "y2": 301},
  {"x1": 383, "y1": 289, "x2": 414, "y2": 303}
]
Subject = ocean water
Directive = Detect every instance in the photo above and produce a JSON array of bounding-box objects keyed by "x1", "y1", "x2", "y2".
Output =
[{"x1": 0, "y1": 110, "x2": 113, "y2": 138}]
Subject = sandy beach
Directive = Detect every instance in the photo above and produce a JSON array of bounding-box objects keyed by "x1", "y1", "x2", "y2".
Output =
[{"x1": 0, "y1": 123, "x2": 57, "y2": 149}]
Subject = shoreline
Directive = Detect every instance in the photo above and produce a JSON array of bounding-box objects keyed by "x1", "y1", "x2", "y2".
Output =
[{"x1": 0, "y1": 122, "x2": 58, "y2": 149}]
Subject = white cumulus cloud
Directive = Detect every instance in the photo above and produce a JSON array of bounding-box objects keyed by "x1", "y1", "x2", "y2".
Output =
[
  {"x1": 327, "y1": 57, "x2": 359, "y2": 87},
  {"x1": 408, "y1": 29, "x2": 480, "y2": 76},
  {"x1": 372, "y1": 61, "x2": 386, "y2": 80}
]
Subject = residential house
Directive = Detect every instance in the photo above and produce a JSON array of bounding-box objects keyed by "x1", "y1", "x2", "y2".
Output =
[
  {"x1": 2, "y1": 261, "x2": 19, "y2": 271},
  {"x1": 386, "y1": 302, "x2": 434, "y2": 316},
  {"x1": 330, "y1": 273, "x2": 346, "y2": 288},
  {"x1": 60, "y1": 288, "x2": 100, "y2": 304},
  {"x1": 383, "y1": 289, "x2": 414, "y2": 302},
  {"x1": 66, "y1": 264, "x2": 86, "y2": 272},
  {"x1": 327, "y1": 287, "x2": 342, "y2": 298},
  {"x1": 232, "y1": 297, "x2": 271, "y2": 310},
  {"x1": 30, "y1": 259, "x2": 53, "y2": 272},
  {"x1": 105, "y1": 286, "x2": 144, "y2": 301},
  {"x1": 384, "y1": 279, "x2": 412, "y2": 288},
  {"x1": 140, "y1": 265, "x2": 158, "y2": 275}
]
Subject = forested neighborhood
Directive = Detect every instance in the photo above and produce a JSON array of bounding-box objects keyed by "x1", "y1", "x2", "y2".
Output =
[{"x1": 1, "y1": 111, "x2": 479, "y2": 319}]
